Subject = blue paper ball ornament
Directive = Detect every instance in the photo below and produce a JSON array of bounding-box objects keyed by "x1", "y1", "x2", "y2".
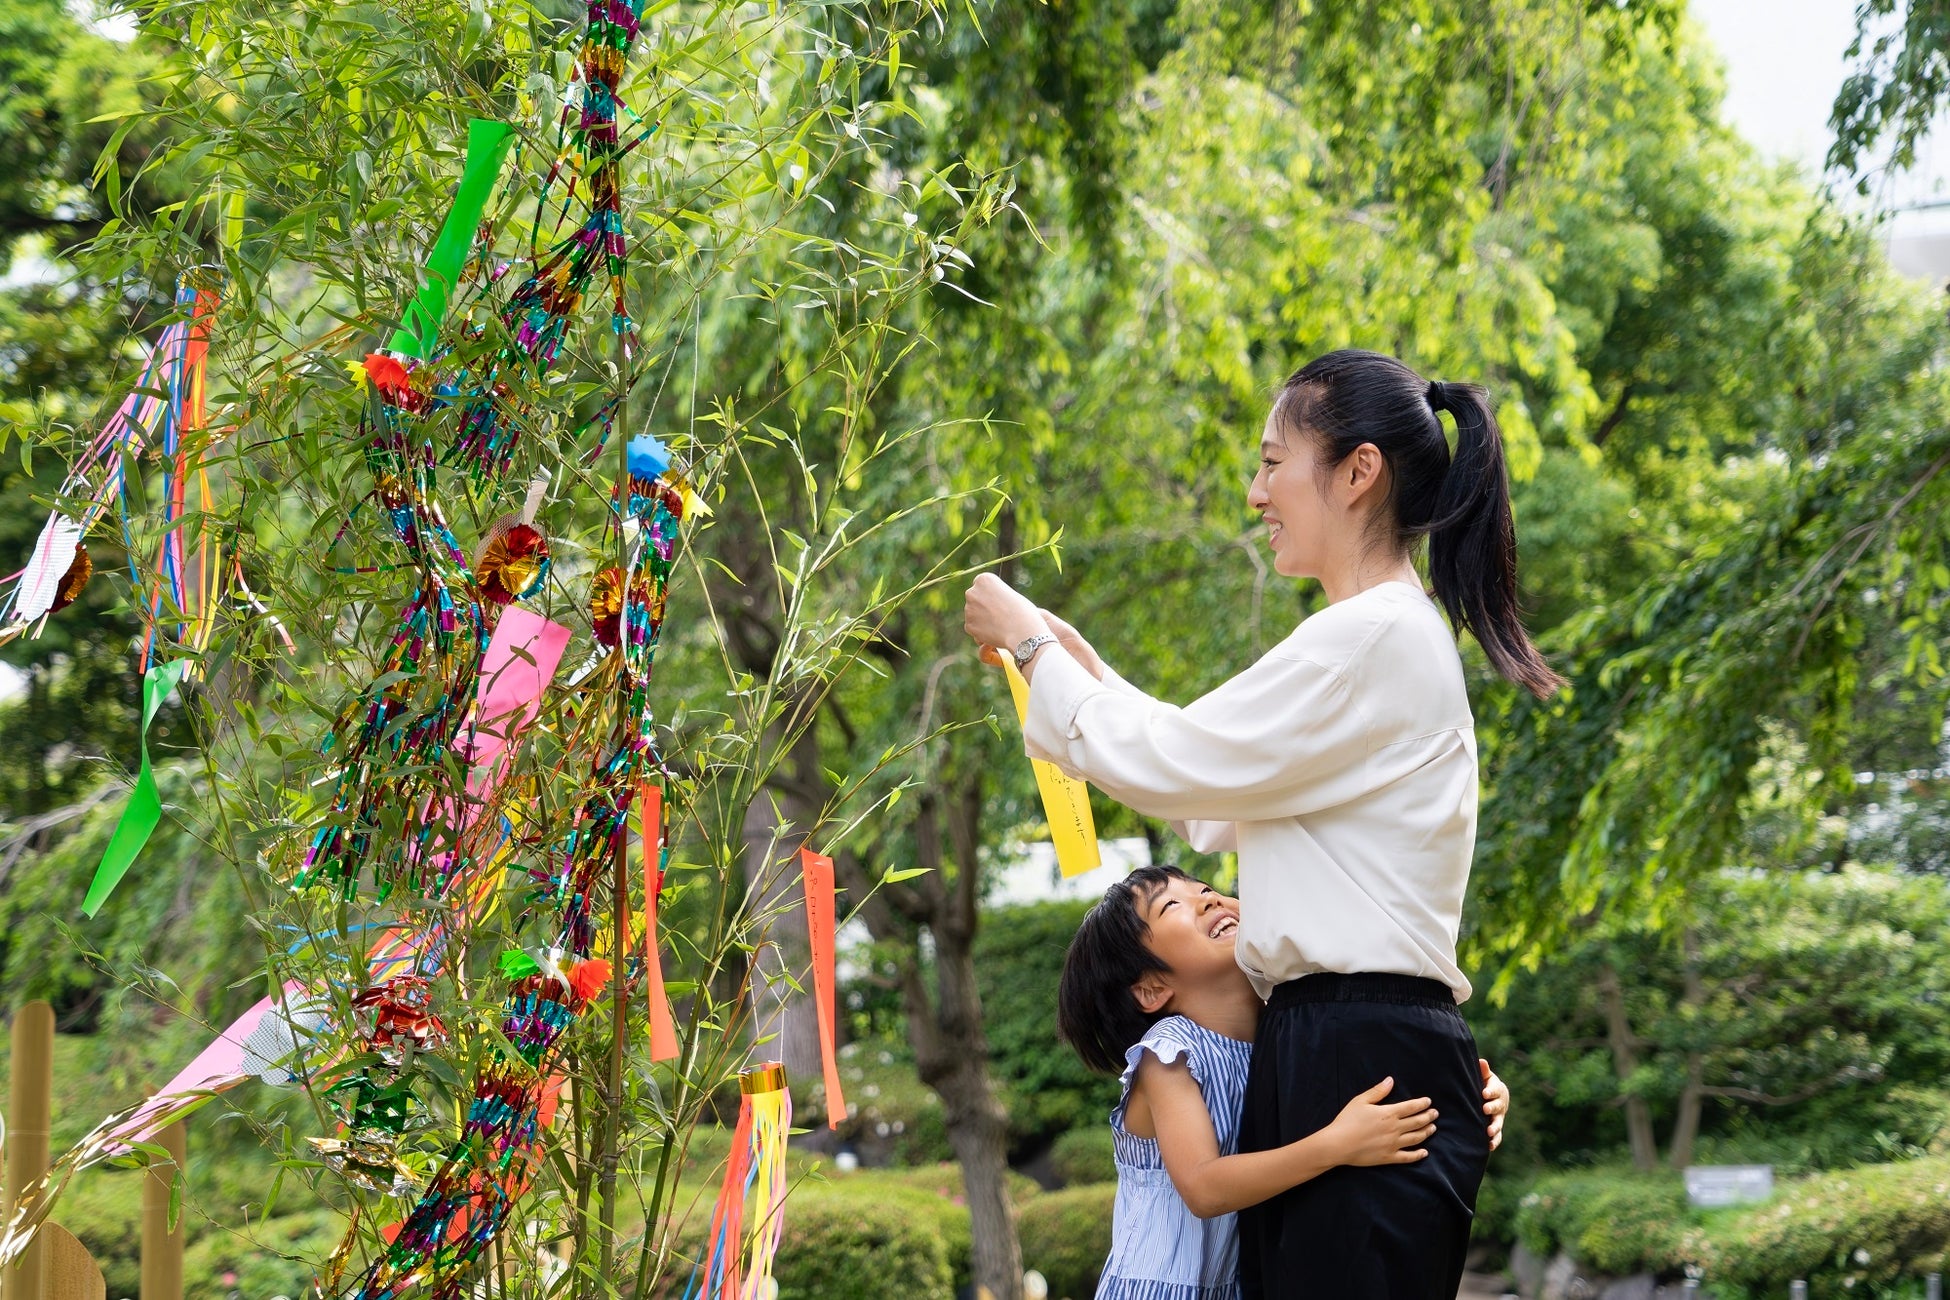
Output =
[{"x1": 627, "y1": 433, "x2": 671, "y2": 480}]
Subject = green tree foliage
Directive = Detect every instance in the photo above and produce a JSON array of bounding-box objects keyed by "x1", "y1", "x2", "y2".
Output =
[
  {"x1": 1475, "y1": 867, "x2": 1950, "y2": 1174},
  {"x1": 1829, "y1": 0, "x2": 1950, "y2": 186}
]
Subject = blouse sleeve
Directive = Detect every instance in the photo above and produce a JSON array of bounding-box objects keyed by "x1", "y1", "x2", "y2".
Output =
[
  {"x1": 1170, "y1": 818, "x2": 1239, "y2": 854},
  {"x1": 1101, "y1": 667, "x2": 1238, "y2": 851},
  {"x1": 1022, "y1": 643, "x2": 1377, "y2": 822}
]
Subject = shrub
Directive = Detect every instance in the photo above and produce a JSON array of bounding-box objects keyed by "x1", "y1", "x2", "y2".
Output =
[
  {"x1": 1512, "y1": 1167, "x2": 1690, "y2": 1274},
  {"x1": 1018, "y1": 1183, "x2": 1114, "y2": 1300},
  {"x1": 1684, "y1": 1155, "x2": 1950, "y2": 1294},
  {"x1": 1470, "y1": 1168, "x2": 1533, "y2": 1257},
  {"x1": 972, "y1": 900, "x2": 1121, "y2": 1144},
  {"x1": 654, "y1": 1164, "x2": 1015, "y2": 1298},
  {"x1": 1049, "y1": 1126, "x2": 1116, "y2": 1187},
  {"x1": 771, "y1": 1187, "x2": 956, "y2": 1300}
]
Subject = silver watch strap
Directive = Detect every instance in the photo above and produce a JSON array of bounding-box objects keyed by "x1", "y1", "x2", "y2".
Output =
[{"x1": 1013, "y1": 633, "x2": 1057, "y2": 668}]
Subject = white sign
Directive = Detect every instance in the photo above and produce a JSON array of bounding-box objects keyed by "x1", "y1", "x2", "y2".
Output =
[{"x1": 1684, "y1": 1164, "x2": 1773, "y2": 1209}]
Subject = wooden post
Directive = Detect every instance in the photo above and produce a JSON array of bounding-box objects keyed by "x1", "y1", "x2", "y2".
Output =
[
  {"x1": 4, "y1": 1000, "x2": 55, "y2": 1300},
  {"x1": 139, "y1": 1123, "x2": 184, "y2": 1300},
  {"x1": 38, "y1": 1226, "x2": 103, "y2": 1300}
]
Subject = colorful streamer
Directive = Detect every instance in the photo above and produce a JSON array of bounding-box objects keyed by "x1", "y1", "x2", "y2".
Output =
[
  {"x1": 99, "y1": 616, "x2": 567, "y2": 1153},
  {"x1": 691, "y1": 1062, "x2": 791, "y2": 1300},
  {"x1": 338, "y1": 439, "x2": 686, "y2": 1298},
  {"x1": 1, "y1": 277, "x2": 221, "y2": 652}
]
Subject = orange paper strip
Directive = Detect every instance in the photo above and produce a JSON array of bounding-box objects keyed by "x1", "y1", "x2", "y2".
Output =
[
  {"x1": 640, "y1": 783, "x2": 679, "y2": 1063},
  {"x1": 800, "y1": 846, "x2": 847, "y2": 1129}
]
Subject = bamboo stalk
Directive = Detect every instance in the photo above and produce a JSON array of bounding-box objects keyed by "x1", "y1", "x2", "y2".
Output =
[
  {"x1": 139, "y1": 1123, "x2": 185, "y2": 1300},
  {"x1": 4, "y1": 1001, "x2": 54, "y2": 1300},
  {"x1": 592, "y1": 307, "x2": 632, "y2": 1296}
]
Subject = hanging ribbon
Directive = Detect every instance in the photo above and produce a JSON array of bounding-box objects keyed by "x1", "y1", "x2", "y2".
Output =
[
  {"x1": 640, "y1": 782, "x2": 679, "y2": 1062},
  {"x1": 691, "y1": 1062, "x2": 789, "y2": 1300},
  {"x1": 386, "y1": 118, "x2": 517, "y2": 359},
  {"x1": 999, "y1": 657, "x2": 1102, "y2": 877},
  {"x1": 82, "y1": 659, "x2": 190, "y2": 916},
  {"x1": 799, "y1": 846, "x2": 846, "y2": 1128}
]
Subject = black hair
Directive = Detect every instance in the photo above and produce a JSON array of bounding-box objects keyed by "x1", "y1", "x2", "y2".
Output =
[
  {"x1": 1057, "y1": 865, "x2": 1193, "y2": 1075},
  {"x1": 1272, "y1": 349, "x2": 1564, "y2": 699}
]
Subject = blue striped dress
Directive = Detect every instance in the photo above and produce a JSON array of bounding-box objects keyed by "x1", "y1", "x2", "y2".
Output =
[{"x1": 1095, "y1": 1015, "x2": 1254, "y2": 1300}]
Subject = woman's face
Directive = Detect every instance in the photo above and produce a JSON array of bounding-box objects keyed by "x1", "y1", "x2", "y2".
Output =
[{"x1": 1247, "y1": 410, "x2": 1335, "y2": 579}]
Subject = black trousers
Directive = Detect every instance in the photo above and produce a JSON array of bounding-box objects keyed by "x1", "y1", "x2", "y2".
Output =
[{"x1": 1238, "y1": 973, "x2": 1488, "y2": 1300}]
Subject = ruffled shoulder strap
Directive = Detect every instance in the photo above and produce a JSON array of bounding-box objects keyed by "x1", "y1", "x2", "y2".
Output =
[{"x1": 1118, "y1": 1014, "x2": 1214, "y2": 1098}]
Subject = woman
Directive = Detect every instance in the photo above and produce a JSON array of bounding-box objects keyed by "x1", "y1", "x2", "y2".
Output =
[{"x1": 964, "y1": 349, "x2": 1560, "y2": 1298}]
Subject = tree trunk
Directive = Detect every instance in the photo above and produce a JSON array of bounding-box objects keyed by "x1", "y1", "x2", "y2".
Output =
[
  {"x1": 1597, "y1": 960, "x2": 1659, "y2": 1171},
  {"x1": 906, "y1": 919, "x2": 1022, "y2": 1300},
  {"x1": 1668, "y1": 1056, "x2": 1705, "y2": 1170},
  {"x1": 1667, "y1": 927, "x2": 1706, "y2": 1169},
  {"x1": 741, "y1": 785, "x2": 826, "y2": 1089}
]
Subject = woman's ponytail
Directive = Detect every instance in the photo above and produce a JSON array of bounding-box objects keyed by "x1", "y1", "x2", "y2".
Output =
[
  {"x1": 1274, "y1": 350, "x2": 1563, "y2": 699},
  {"x1": 1423, "y1": 382, "x2": 1563, "y2": 699}
]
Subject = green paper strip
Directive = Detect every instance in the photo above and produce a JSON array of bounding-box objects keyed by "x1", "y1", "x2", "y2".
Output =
[
  {"x1": 386, "y1": 118, "x2": 517, "y2": 359},
  {"x1": 497, "y1": 949, "x2": 541, "y2": 980},
  {"x1": 82, "y1": 659, "x2": 190, "y2": 917}
]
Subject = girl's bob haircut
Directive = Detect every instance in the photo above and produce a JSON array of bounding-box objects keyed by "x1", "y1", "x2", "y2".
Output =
[{"x1": 1057, "y1": 865, "x2": 1194, "y2": 1075}]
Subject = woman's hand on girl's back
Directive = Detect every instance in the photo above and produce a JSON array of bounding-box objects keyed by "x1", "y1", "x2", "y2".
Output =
[{"x1": 1323, "y1": 1077, "x2": 1436, "y2": 1167}]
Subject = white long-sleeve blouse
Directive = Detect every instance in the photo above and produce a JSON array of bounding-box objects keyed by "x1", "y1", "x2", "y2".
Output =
[{"x1": 1022, "y1": 580, "x2": 1477, "y2": 1002}]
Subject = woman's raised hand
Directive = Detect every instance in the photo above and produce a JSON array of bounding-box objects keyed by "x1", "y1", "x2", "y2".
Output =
[
  {"x1": 1324, "y1": 1077, "x2": 1436, "y2": 1167},
  {"x1": 963, "y1": 574, "x2": 1048, "y2": 658}
]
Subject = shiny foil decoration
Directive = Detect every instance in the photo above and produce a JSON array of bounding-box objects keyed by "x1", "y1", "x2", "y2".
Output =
[
  {"x1": 589, "y1": 565, "x2": 625, "y2": 647},
  {"x1": 473, "y1": 522, "x2": 550, "y2": 605},
  {"x1": 49, "y1": 544, "x2": 92, "y2": 613},
  {"x1": 353, "y1": 975, "x2": 450, "y2": 1059}
]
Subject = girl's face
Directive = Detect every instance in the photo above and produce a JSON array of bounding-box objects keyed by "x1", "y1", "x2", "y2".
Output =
[
  {"x1": 1137, "y1": 876, "x2": 1242, "y2": 985},
  {"x1": 1247, "y1": 411, "x2": 1335, "y2": 579}
]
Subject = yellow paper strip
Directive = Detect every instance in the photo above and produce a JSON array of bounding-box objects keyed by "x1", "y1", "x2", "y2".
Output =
[{"x1": 1001, "y1": 657, "x2": 1101, "y2": 877}]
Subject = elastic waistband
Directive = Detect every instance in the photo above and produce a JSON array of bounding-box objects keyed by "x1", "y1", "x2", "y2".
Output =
[{"x1": 1267, "y1": 972, "x2": 1457, "y2": 1009}]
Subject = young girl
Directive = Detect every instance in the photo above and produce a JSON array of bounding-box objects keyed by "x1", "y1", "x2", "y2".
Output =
[{"x1": 1058, "y1": 865, "x2": 1508, "y2": 1300}]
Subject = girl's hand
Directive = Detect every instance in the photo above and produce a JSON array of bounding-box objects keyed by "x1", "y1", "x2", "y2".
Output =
[
  {"x1": 1480, "y1": 1059, "x2": 1509, "y2": 1152},
  {"x1": 963, "y1": 574, "x2": 1047, "y2": 659},
  {"x1": 1325, "y1": 1077, "x2": 1436, "y2": 1167}
]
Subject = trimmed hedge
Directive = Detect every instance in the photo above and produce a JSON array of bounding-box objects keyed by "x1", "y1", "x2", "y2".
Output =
[
  {"x1": 1049, "y1": 1125, "x2": 1116, "y2": 1188},
  {"x1": 1513, "y1": 1169, "x2": 1691, "y2": 1274},
  {"x1": 1683, "y1": 1155, "x2": 1950, "y2": 1294},
  {"x1": 772, "y1": 1187, "x2": 955, "y2": 1300},
  {"x1": 1507, "y1": 1158, "x2": 1950, "y2": 1296},
  {"x1": 1019, "y1": 1183, "x2": 1114, "y2": 1300}
]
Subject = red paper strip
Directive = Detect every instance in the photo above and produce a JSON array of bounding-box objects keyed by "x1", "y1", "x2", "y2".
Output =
[
  {"x1": 800, "y1": 846, "x2": 846, "y2": 1129},
  {"x1": 640, "y1": 783, "x2": 679, "y2": 1063}
]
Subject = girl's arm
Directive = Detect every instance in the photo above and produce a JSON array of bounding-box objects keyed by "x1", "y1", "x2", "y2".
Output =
[{"x1": 1132, "y1": 1057, "x2": 1435, "y2": 1220}]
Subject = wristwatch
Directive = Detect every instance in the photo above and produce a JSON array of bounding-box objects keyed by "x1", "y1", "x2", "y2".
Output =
[{"x1": 1012, "y1": 633, "x2": 1057, "y2": 670}]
